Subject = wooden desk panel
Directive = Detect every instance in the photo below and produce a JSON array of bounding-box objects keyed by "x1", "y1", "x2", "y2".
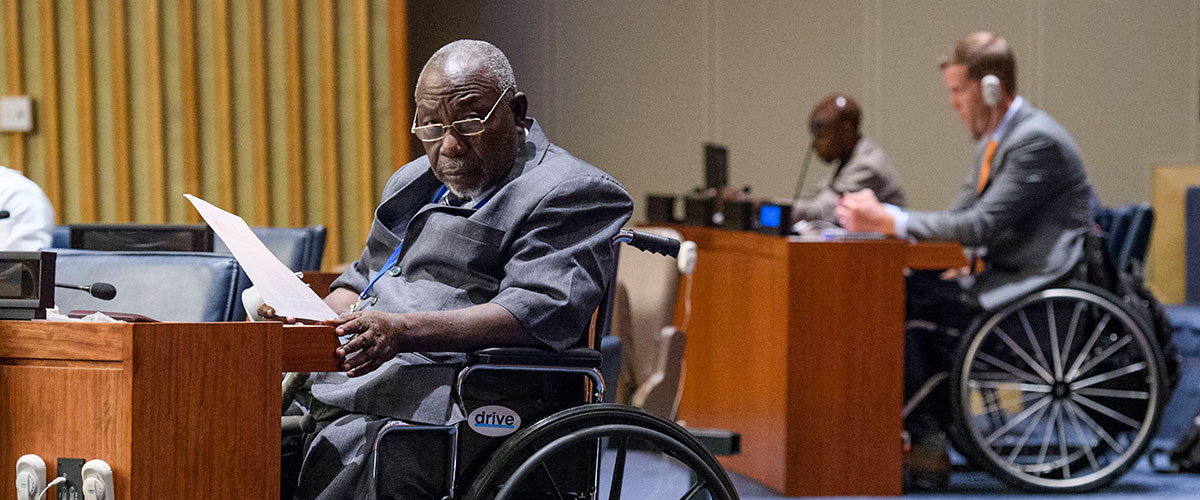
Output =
[
  {"x1": 0, "y1": 321, "x2": 298, "y2": 500},
  {"x1": 283, "y1": 325, "x2": 341, "y2": 372},
  {"x1": 672, "y1": 229, "x2": 790, "y2": 488},
  {"x1": 669, "y1": 226, "x2": 943, "y2": 496},
  {"x1": 784, "y1": 240, "x2": 905, "y2": 495}
]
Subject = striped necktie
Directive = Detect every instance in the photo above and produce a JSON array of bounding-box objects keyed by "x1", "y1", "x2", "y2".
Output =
[{"x1": 976, "y1": 140, "x2": 999, "y2": 194}]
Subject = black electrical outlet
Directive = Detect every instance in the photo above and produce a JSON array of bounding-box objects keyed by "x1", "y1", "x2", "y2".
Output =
[{"x1": 57, "y1": 458, "x2": 85, "y2": 500}]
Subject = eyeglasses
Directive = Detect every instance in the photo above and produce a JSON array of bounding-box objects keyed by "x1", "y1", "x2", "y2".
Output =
[{"x1": 411, "y1": 87, "x2": 513, "y2": 142}]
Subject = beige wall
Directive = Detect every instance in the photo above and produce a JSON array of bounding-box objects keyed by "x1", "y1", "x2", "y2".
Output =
[{"x1": 409, "y1": 0, "x2": 1200, "y2": 219}]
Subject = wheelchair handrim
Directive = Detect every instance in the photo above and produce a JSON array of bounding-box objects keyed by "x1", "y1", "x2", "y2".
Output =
[{"x1": 956, "y1": 287, "x2": 1162, "y2": 491}]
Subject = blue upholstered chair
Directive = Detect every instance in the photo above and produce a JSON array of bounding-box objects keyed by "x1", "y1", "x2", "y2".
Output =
[
  {"x1": 1096, "y1": 203, "x2": 1154, "y2": 273},
  {"x1": 52, "y1": 249, "x2": 249, "y2": 322},
  {"x1": 214, "y1": 225, "x2": 327, "y2": 272},
  {"x1": 50, "y1": 226, "x2": 70, "y2": 248}
]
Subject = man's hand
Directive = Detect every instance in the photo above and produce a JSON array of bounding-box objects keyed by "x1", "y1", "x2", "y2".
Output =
[
  {"x1": 940, "y1": 266, "x2": 972, "y2": 280},
  {"x1": 836, "y1": 189, "x2": 896, "y2": 235},
  {"x1": 257, "y1": 303, "x2": 299, "y2": 324},
  {"x1": 327, "y1": 311, "x2": 411, "y2": 377}
]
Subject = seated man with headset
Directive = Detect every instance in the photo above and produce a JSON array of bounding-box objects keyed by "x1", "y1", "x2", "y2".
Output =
[
  {"x1": 791, "y1": 94, "x2": 906, "y2": 229},
  {"x1": 836, "y1": 32, "x2": 1093, "y2": 490}
]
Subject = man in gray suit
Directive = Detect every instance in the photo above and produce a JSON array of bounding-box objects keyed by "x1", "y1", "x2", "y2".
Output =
[
  {"x1": 837, "y1": 32, "x2": 1092, "y2": 490},
  {"x1": 268, "y1": 40, "x2": 632, "y2": 499},
  {"x1": 791, "y1": 94, "x2": 905, "y2": 227}
]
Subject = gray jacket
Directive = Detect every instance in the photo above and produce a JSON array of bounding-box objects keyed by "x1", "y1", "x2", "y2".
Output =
[
  {"x1": 311, "y1": 118, "x2": 633, "y2": 424},
  {"x1": 791, "y1": 136, "x2": 906, "y2": 224},
  {"x1": 907, "y1": 103, "x2": 1092, "y2": 310}
]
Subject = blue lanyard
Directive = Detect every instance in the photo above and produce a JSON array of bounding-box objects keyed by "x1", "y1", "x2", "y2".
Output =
[{"x1": 357, "y1": 185, "x2": 492, "y2": 301}]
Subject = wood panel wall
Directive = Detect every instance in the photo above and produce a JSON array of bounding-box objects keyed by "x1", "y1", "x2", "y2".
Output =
[{"x1": 0, "y1": 0, "x2": 410, "y2": 269}]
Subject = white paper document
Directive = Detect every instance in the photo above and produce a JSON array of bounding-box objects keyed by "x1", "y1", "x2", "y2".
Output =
[{"x1": 185, "y1": 194, "x2": 336, "y2": 321}]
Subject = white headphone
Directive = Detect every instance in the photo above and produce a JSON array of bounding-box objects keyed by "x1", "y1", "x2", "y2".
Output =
[{"x1": 981, "y1": 74, "x2": 1001, "y2": 107}]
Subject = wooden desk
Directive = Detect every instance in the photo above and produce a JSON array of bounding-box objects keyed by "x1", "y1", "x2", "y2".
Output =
[
  {"x1": 0, "y1": 321, "x2": 337, "y2": 499},
  {"x1": 669, "y1": 226, "x2": 963, "y2": 496}
]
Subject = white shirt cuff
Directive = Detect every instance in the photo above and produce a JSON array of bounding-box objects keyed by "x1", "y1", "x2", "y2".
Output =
[{"x1": 884, "y1": 204, "x2": 909, "y2": 239}]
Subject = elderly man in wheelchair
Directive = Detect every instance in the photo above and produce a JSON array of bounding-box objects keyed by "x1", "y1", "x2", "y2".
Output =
[{"x1": 259, "y1": 40, "x2": 737, "y2": 500}]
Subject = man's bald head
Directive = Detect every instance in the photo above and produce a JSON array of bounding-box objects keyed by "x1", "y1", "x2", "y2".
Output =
[
  {"x1": 416, "y1": 40, "x2": 516, "y2": 96},
  {"x1": 808, "y1": 94, "x2": 862, "y2": 164},
  {"x1": 809, "y1": 94, "x2": 861, "y2": 132}
]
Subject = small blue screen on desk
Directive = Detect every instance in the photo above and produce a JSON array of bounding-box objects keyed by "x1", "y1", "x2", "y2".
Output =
[{"x1": 760, "y1": 205, "x2": 782, "y2": 228}]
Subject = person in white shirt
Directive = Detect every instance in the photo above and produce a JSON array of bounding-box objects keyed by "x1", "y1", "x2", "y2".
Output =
[{"x1": 0, "y1": 166, "x2": 55, "y2": 251}]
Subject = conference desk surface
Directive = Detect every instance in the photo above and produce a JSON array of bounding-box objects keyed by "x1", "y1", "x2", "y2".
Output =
[
  {"x1": 0, "y1": 321, "x2": 338, "y2": 500},
  {"x1": 667, "y1": 226, "x2": 965, "y2": 497}
]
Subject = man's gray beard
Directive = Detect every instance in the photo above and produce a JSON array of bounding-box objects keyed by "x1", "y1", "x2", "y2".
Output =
[{"x1": 444, "y1": 134, "x2": 523, "y2": 200}]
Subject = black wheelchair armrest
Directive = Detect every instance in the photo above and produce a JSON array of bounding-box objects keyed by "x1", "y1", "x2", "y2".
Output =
[{"x1": 469, "y1": 346, "x2": 602, "y2": 368}]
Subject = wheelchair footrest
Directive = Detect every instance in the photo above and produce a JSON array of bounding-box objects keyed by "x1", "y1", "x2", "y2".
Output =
[{"x1": 688, "y1": 428, "x2": 740, "y2": 456}]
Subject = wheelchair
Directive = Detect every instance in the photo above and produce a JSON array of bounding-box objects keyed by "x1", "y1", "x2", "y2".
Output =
[
  {"x1": 290, "y1": 229, "x2": 740, "y2": 500},
  {"x1": 920, "y1": 221, "x2": 1172, "y2": 493}
]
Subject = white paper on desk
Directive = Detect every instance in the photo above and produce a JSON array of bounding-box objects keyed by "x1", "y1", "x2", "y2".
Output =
[{"x1": 184, "y1": 194, "x2": 336, "y2": 321}]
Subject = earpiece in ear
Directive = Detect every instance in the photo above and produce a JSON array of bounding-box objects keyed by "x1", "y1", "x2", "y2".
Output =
[{"x1": 981, "y1": 75, "x2": 1001, "y2": 107}]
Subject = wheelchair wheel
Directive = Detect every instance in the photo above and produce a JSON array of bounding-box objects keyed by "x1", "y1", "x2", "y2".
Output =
[
  {"x1": 462, "y1": 404, "x2": 739, "y2": 500},
  {"x1": 950, "y1": 282, "x2": 1166, "y2": 492}
]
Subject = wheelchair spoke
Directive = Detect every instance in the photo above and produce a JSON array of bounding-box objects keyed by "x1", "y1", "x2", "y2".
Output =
[
  {"x1": 1070, "y1": 394, "x2": 1141, "y2": 429},
  {"x1": 1006, "y1": 400, "x2": 1051, "y2": 464},
  {"x1": 1064, "y1": 401, "x2": 1101, "y2": 471},
  {"x1": 1018, "y1": 308, "x2": 1053, "y2": 380},
  {"x1": 985, "y1": 395, "x2": 1053, "y2": 444},
  {"x1": 1074, "y1": 387, "x2": 1150, "y2": 400},
  {"x1": 680, "y1": 479, "x2": 707, "y2": 500},
  {"x1": 981, "y1": 388, "x2": 1003, "y2": 424},
  {"x1": 540, "y1": 461, "x2": 567, "y2": 500},
  {"x1": 1035, "y1": 401, "x2": 1062, "y2": 467},
  {"x1": 968, "y1": 380, "x2": 1053, "y2": 392},
  {"x1": 1058, "y1": 301, "x2": 1086, "y2": 381},
  {"x1": 993, "y1": 325, "x2": 1055, "y2": 383},
  {"x1": 1064, "y1": 399, "x2": 1126, "y2": 455},
  {"x1": 976, "y1": 351, "x2": 1048, "y2": 385},
  {"x1": 1056, "y1": 402, "x2": 1070, "y2": 479},
  {"x1": 609, "y1": 436, "x2": 627, "y2": 500},
  {"x1": 1069, "y1": 362, "x2": 1147, "y2": 391},
  {"x1": 1065, "y1": 312, "x2": 1113, "y2": 381},
  {"x1": 1072, "y1": 335, "x2": 1134, "y2": 381},
  {"x1": 1048, "y1": 301, "x2": 1065, "y2": 381}
]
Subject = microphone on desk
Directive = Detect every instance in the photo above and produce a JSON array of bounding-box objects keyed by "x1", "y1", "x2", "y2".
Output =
[
  {"x1": 55, "y1": 282, "x2": 117, "y2": 301},
  {"x1": 0, "y1": 210, "x2": 9, "y2": 220}
]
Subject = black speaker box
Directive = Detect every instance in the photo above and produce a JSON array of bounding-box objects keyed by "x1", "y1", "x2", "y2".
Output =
[
  {"x1": 683, "y1": 196, "x2": 716, "y2": 227},
  {"x1": 721, "y1": 200, "x2": 754, "y2": 231},
  {"x1": 645, "y1": 194, "x2": 677, "y2": 223}
]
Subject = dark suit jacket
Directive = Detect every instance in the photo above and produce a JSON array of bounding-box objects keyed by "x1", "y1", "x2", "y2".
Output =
[
  {"x1": 310, "y1": 118, "x2": 633, "y2": 424},
  {"x1": 907, "y1": 103, "x2": 1092, "y2": 310}
]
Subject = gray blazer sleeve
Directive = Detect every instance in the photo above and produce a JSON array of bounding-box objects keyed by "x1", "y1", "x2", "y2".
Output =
[
  {"x1": 790, "y1": 174, "x2": 839, "y2": 223},
  {"x1": 491, "y1": 175, "x2": 633, "y2": 351},
  {"x1": 907, "y1": 132, "x2": 1075, "y2": 246}
]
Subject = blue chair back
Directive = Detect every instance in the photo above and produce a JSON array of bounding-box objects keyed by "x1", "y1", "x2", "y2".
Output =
[
  {"x1": 50, "y1": 226, "x2": 70, "y2": 248},
  {"x1": 214, "y1": 225, "x2": 326, "y2": 272},
  {"x1": 1188, "y1": 188, "x2": 1200, "y2": 303},
  {"x1": 1096, "y1": 203, "x2": 1154, "y2": 272},
  {"x1": 52, "y1": 249, "x2": 249, "y2": 322}
]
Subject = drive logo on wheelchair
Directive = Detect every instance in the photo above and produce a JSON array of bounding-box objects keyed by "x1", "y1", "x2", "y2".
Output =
[{"x1": 468, "y1": 405, "x2": 522, "y2": 437}]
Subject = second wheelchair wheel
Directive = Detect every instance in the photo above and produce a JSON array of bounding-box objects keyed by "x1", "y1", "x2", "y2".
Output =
[
  {"x1": 462, "y1": 404, "x2": 739, "y2": 500},
  {"x1": 950, "y1": 283, "x2": 1166, "y2": 492}
]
